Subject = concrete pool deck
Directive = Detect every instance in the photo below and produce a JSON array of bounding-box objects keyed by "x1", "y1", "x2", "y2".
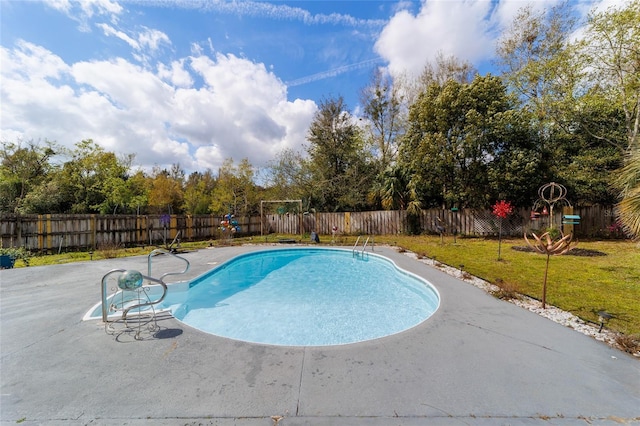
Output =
[{"x1": 1, "y1": 245, "x2": 638, "y2": 425}]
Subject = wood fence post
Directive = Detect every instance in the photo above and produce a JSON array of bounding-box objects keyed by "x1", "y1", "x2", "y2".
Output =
[
  {"x1": 46, "y1": 214, "x2": 52, "y2": 251},
  {"x1": 345, "y1": 212, "x2": 351, "y2": 234},
  {"x1": 37, "y1": 215, "x2": 44, "y2": 252},
  {"x1": 91, "y1": 214, "x2": 97, "y2": 250},
  {"x1": 170, "y1": 215, "x2": 177, "y2": 240}
]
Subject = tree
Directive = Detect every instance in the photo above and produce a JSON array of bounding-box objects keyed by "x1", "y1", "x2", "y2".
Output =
[
  {"x1": 209, "y1": 158, "x2": 258, "y2": 217},
  {"x1": 400, "y1": 75, "x2": 528, "y2": 209},
  {"x1": 306, "y1": 96, "x2": 372, "y2": 211},
  {"x1": 553, "y1": 132, "x2": 622, "y2": 206},
  {"x1": 495, "y1": 2, "x2": 578, "y2": 128},
  {"x1": 495, "y1": 2, "x2": 629, "y2": 206},
  {"x1": 56, "y1": 140, "x2": 132, "y2": 214},
  {"x1": 0, "y1": 140, "x2": 57, "y2": 213},
  {"x1": 359, "y1": 69, "x2": 405, "y2": 172},
  {"x1": 368, "y1": 165, "x2": 419, "y2": 212},
  {"x1": 265, "y1": 148, "x2": 310, "y2": 201},
  {"x1": 496, "y1": 0, "x2": 639, "y2": 154},
  {"x1": 367, "y1": 164, "x2": 422, "y2": 233},
  {"x1": 147, "y1": 164, "x2": 185, "y2": 214},
  {"x1": 19, "y1": 180, "x2": 67, "y2": 214},
  {"x1": 486, "y1": 109, "x2": 545, "y2": 207},
  {"x1": 183, "y1": 170, "x2": 216, "y2": 215},
  {"x1": 127, "y1": 170, "x2": 149, "y2": 215},
  {"x1": 614, "y1": 148, "x2": 640, "y2": 238},
  {"x1": 579, "y1": 0, "x2": 640, "y2": 154},
  {"x1": 419, "y1": 51, "x2": 477, "y2": 88}
]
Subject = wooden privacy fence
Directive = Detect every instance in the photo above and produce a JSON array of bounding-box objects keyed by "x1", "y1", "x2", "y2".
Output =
[{"x1": 0, "y1": 205, "x2": 622, "y2": 251}]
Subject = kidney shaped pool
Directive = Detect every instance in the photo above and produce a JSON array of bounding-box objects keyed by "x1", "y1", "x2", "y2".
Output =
[{"x1": 159, "y1": 248, "x2": 440, "y2": 346}]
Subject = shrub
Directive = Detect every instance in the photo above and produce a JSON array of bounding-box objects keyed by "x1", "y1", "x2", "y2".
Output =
[
  {"x1": 491, "y1": 278, "x2": 520, "y2": 300},
  {"x1": 97, "y1": 241, "x2": 122, "y2": 259},
  {"x1": 615, "y1": 334, "x2": 640, "y2": 355},
  {"x1": 0, "y1": 247, "x2": 32, "y2": 266}
]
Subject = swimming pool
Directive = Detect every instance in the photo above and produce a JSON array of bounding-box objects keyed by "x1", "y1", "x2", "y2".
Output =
[{"x1": 161, "y1": 248, "x2": 440, "y2": 346}]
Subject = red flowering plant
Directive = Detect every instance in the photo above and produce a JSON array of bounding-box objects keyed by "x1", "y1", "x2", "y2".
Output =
[{"x1": 492, "y1": 200, "x2": 514, "y2": 260}]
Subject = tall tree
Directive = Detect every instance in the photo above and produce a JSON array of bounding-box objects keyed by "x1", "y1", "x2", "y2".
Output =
[
  {"x1": 495, "y1": 2, "x2": 578, "y2": 127},
  {"x1": 183, "y1": 170, "x2": 216, "y2": 215},
  {"x1": 393, "y1": 53, "x2": 478, "y2": 127},
  {"x1": 486, "y1": 109, "x2": 545, "y2": 207},
  {"x1": 147, "y1": 164, "x2": 185, "y2": 214},
  {"x1": 306, "y1": 96, "x2": 371, "y2": 211},
  {"x1": 579, "y1": 0, "x2": 640, "y2": 153},
  {"x1": 127, "y1": 170, "x2": 149, "y2": 215},
  {"x1": 400, "y1": 75, "x2": 537, "y2": 208},
  {"x1": 265, "y1": 148, "x2": 311, "y2": 202},
  {"x1": 359, "y1": 69, "x2": 405, "y2": 172},
  {"x1": 209, "y1": 158, "x2": 258, "y2": 217},
  {"x1": 495, "y1": 2, "x2": 628, "y2": 206},
  {"x1": 419, "y1": 51, "x2": 477, "y2": 88}
]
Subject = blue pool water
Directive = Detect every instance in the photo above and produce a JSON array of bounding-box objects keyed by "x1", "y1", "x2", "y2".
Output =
[{"x1": 161, "y1": 248, "x2": 439, "y2": 346}]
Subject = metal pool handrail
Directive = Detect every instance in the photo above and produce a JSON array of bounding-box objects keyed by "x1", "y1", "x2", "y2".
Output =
[
  {"x1": 100, "y1": 249, "x2": 190, "y2": 322},
  {"x1": 353, "y1": 235, "x2": 374, "y2": 257},
  {"x1": 352, "y1": 235, "x2": 362, "y2": 255},
  {"x1": 361, "y1": 236, "x2": 371, "y2": 255},
  {"x1": 147, "y1": 248, "x2": 190, "y2": 280}
]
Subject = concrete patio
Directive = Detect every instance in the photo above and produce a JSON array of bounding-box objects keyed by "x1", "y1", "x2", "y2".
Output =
[{"x1": 1, "y1": 245, "x2": 638, "y2": 425}]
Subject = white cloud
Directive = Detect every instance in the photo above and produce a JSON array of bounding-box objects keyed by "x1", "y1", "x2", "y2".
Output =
[
  {"x1": 97, "y1": 23, "x2": 140, "y2": 49},
  {"x1": 182, "y1": 52, "x2": 317, "y2": 169},
  {"x1": 96, "y1": 23, "x2": 170, "y2": 58},
  {"x1": 137, "y1": 26, "x2": 171, "y2": 52},
  {"x1": 287, "y1": 58, "x2": 384, "y2": 87},
  {"x1": 158, "y1": 60, "x2": 193, "y2": 88},
  {"x1": 184, "y1": 0, "x2": 385, "y2": 28},
  {"x1": 0, "y1": 40, "x2": 316, "y2": 175},
  {"x1": 492, "y1": 0, "x2": 560, "y2": 31},
  {"x1": 1, "y1": 40, "x2": 70, "y2": 80},
  {"x1": 375, "y1": 0, "x2": 499, "y2": 79},
  {"x1": 374, "y1": 0, "x2": 603, "y2": 81},
  {"x1": 46, "y1": 0, "x2": 123, "y2": 32}
]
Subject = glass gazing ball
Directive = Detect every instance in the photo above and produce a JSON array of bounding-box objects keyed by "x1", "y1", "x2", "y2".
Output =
[{"x1": 118, "y1": 270, "x2": 143, "y2": 291}]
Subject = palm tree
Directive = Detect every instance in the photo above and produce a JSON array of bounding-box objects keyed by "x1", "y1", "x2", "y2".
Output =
[
  {"x1": 615, "y1": 148, "x2": 640, "y2": 239},
  {"x1": 370, "y1": 166, "x2": 421, "y2": 212}
]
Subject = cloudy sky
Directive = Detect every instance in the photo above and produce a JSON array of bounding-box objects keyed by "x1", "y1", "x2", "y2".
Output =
[{"x1": 0, "y1": 0, "x2": 615, "y2": 177}]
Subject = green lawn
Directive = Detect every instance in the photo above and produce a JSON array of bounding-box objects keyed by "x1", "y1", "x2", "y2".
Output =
[{"x1": 11, "y1": 234, "x2": 640, "y2": 336}]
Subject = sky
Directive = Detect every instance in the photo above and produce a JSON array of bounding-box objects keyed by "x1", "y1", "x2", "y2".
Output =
[{"x1": 0, "y1": 0, "x2": 618, "y2": 178}]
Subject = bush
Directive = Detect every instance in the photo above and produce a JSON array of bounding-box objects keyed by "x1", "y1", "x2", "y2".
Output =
[
  {"x1": 491, "y1": 278, "x2": 520, "y2": 300},
  {"x1": 615, "y1": 334, "x2": 640, "y2": 355},
  {"x1": 97, "y1": 242, "x2": 122, "y2": 259},
  {"x1": 0, "y1": 247, "x2": 32, "y2": 266}
]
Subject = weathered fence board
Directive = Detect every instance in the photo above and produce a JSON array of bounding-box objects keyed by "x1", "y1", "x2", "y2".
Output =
[{"x1": 0, "y1": 205, "x2": 623, "y2": 251}]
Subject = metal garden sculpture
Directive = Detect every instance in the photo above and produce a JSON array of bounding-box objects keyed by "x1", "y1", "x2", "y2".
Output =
[
  {"x1": 524, "y1": 230, "x2": 575, "y2": 309},
  {"x1": 525, "y1": 182, "x2": 576, "y2": 309}
]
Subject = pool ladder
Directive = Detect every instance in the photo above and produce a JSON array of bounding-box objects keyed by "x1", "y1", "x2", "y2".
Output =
[{"x1": 352, "y1": 235, "x2": 373, "y2": 257}]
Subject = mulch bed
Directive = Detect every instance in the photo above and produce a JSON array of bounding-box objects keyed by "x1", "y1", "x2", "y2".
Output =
[{"x1": 511, "y1": 246, "x2": 607, "y2": 257}]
